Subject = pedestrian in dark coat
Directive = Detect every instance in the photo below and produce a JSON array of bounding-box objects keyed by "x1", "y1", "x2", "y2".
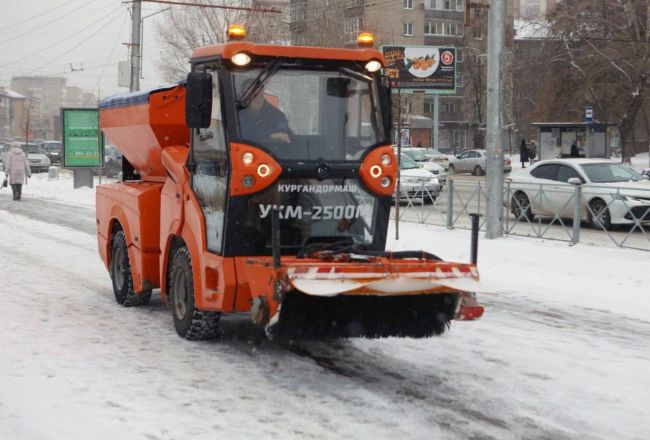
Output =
[
  {"x1": 570, "y1": 141, "x2": 579, "y2": 158},
  {"x1": 4, "y1": 146, "x2": 31, "y2": 201},
  {"x1": 519, "y1": 139, "x2": 529, "y2": 168}
]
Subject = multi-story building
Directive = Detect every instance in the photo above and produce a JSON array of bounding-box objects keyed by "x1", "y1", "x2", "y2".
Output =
[
  {"x1": 9, "y1": 76, "x2": 96, "y2": 141},
  {"x1": 290, "y1": 0, "x2": 514, "y2": 150},
  {"x1": 518, "y1": 0, "x2": 558, "y2": 20},
  {"x1": 0, "y1": 87, "x2": 26, "y2": 142}
]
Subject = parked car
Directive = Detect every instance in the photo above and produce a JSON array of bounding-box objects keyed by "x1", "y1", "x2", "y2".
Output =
[
  {"x1": 103, "y1": 145, "x2": 122, "y2": 178},
  {"x1": 449, "y1": 149, "x2": 512, "y2": 175},
  {"x1": 506, "y1": 159, "x2": 650, "y2": 229},
  {"x1": 399, "y1": 147, "x2": 447, "y2": 185},
  {"x1": 40, "y1": 141, "x2": 63, "y2": 164},
  {"x1": 642, "y1": 168, "x2": 650, "y2": 178},
  {"x1": 10, "y1": 142, "x2": 51, "y2": 173},
  {"x1": 421, "y1": 148, "x2": 451, "y2": 169},
  {"x1": 395, "y1": 153, "x2": 440, "y2": 203}
]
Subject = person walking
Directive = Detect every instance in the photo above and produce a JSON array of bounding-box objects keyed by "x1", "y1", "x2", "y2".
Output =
[
  {"x1": 4, "y1": 144, "x2": 31, "y2": 201},
  {"x1": 519, "y1": 138, "x2": 529, "y2": 168},
  {"x1": 570, "y1": 141, "x2": 579, "y2": 158}
]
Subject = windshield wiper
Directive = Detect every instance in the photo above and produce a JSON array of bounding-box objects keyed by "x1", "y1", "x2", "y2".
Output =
[
  {"x1": 237, "y1": 58, "x2": 283, "y2": 109},
  {"x1": 338, "y1": 67, "x2": 371, "y2": 83}
]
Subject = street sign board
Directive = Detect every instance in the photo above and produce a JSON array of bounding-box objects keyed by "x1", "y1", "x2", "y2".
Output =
[
  {"x1": 61, "y1": 108, "x2": 102, "y2": 167},
  {"x1": 585, "y1": 106, "x2": 593, "y2": 123},
  {"x1": 381, "y1": 46, "x2": 457, "y2": 94}
]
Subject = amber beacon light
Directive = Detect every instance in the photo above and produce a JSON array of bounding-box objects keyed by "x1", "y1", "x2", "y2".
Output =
[
  {"x1": 228, "y1": 24, "x2": 246, "y2": 41},
  {"x1": 357, "y1": 32, "x2": 375, "y2": 48}
]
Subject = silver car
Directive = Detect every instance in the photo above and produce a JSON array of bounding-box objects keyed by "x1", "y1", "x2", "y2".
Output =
[
  {"x1": 449, "y1": 149, "x2": 512, "y2": 175},
  {"x1": 400, "y1": 148, "x2": 447, "y2": 186},
  {"x1": 395, "y1": 153, "x2": 440, "y2": 203},
  {"x1": 506, "y1": 159, "x2": 650, "y2": 229}
]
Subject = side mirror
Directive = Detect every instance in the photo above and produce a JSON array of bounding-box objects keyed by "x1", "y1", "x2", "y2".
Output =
[
  {"x1": 326, "y1": 77, "x2": 351, "y2": 97},
  {"x1": 378, "y1": 83, "x2": 392, "y2": 137},
  {"x1": 567, "y1": 177, "x2": 582, "y2": 185},
  {"x1": 185, "y1": 71, "x2": 213, "y2": 129}
]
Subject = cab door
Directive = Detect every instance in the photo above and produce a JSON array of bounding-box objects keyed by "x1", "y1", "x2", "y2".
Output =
[{"x1": 191, "y1": 69, "x2": 229, "y2": 254}]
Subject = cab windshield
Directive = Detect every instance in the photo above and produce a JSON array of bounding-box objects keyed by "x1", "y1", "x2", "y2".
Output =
[
  {"x1": 232, "y1": 67, "x2": 386, "y2": 161},
  {"x1": 400, "y1": 154, "x2": 420, "y2": 170}
]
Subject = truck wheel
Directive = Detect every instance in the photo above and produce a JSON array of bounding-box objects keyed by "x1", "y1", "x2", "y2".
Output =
[
  {"x1": 169, "y1": 247, "x2": 220, "y2": 340},
  {"x1": 110, "y1": 230, "x2": 151, "y2": 306}
]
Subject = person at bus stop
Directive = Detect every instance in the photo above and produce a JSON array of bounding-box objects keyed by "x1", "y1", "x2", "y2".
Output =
[
  {"x1": 570, "y1": 140, "x2": 579, "y2": 158},
  {"x1": 528, "y1": 140, "x2": 537, "y2": 161},
  {"x1": 238, "y1": 79, "x2": 292, "y2": 145},
  {"x1": 4, "y1": 144, "x2": 31, "y2": 201},
  {"x1": 519, "y1": 138, "x2": 529, "y2": 168}
]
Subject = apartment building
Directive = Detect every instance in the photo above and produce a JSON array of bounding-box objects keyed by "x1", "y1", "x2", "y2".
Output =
[
  {"x1": 9, "y1": 76, "x2": 96, "y2": 141},
  {"x1": 290, "y1": 0, "x2": 514, "y2": 150}
]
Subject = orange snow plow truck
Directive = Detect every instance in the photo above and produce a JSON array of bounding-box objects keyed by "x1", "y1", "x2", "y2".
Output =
[{"x1": 96, "y1": 29, "x2": 485, "y2": 340}]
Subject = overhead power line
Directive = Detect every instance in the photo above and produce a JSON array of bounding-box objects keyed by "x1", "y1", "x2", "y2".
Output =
[
  {"x1": 5, "y1": 6, "x2": 124, "y2": 66},
  {"x1": 0, "y1": 0, "x2": 83, "y2": 33},
  {"x1": 0, "y1": 0, "x2": 101, "y2": 45},
  {"x1": 142, "y1": 0, "x2": 281, "y2": 13}
]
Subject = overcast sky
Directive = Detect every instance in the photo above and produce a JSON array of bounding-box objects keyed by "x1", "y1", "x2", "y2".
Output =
[{"x1": 0, "y1": 0, "x2": 172, "y2": 99}]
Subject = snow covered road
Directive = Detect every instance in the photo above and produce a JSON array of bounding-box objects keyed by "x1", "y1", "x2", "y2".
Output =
[{"x1": 1, "y1": 192, "x2": 649, "y2": 440}]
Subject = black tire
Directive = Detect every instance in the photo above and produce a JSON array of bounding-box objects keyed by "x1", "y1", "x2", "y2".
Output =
[
  {"x1": 169, "y1": 247, "x2": 220, "y2": 340},
  {"x1": 511, "y1": 192, "x2": 534, "y2": 221},
  {"x1": 589, "y1": 199, "x2": 612, "y2": 230},
  {"x1": 448, "y1": 164, "x2": 455, "y2": 173},
  {"x1": 473, "y1": 165, "x2": 484, "y2": 176},
  {"x1": 110, "y1": 230, "x2": 151, "y2": 306}
]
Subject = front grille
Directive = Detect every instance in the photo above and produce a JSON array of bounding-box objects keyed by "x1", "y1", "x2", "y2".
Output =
[{"x1": 625, "y1": 206, "x2": 650, "y2": 221}]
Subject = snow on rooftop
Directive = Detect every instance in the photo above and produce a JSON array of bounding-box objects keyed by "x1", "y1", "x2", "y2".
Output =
[{"x1": 514, "y1": 18, "x2": 551, "y2": 40}]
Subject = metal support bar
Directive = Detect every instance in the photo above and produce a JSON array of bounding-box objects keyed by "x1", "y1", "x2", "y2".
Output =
[
  {"x1": 572, "y1": 184, "x2": 582, "y2": 244},
  {"x1": 470, "y1": 213, "x2": 480, "y2": 264},
  {"x1": 447, "y1": 179, "x2": 454, "y2": 228},
  {"x1": 272, "y1": 207, "x2": 281, "y2": 268}
]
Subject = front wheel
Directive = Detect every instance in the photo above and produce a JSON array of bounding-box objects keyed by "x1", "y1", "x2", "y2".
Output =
[
  {"x1": 473, "y1": 165, "x2": 484, "y2": 176},
  {"x1": 110, "y1": 230, "x2": 151, "y2": 306},
  {"x1": 511, "y1": 192, "x2": 534, "y2": 221},
  {"x1": 169, "y1": 247, "x2": 220, "y2": 340},
  {"x1": 589, "y1": 199, "x2": 612, "y2": 230}
]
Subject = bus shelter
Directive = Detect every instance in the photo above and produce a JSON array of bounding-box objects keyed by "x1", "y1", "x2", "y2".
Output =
[{"x1": 532, "y1": 122, "x2": 617, "y2": 160}]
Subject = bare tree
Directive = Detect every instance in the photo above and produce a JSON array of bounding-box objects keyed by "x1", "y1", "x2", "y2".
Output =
[
  {"x1": 547, "y1": 0, "x2": 650, "y2": 163},
  {"x1": 155, "y1": 1, "x2": 289, "y2": 82}
]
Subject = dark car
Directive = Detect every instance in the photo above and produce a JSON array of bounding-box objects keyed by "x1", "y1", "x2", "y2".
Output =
[
  {"x1": 104, "y1": 146, "x2": 122, "y2": 178},
  {"x1": 40, "y1": 141, "x2": 63, "y2": 164}
]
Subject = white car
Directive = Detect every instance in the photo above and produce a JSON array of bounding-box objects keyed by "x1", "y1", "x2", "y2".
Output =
[
  {"x1": 10, "y1": 142, "x2": 51, "y2": 173},
  {"x1": 421, "y1": 148, "x2": 451, "y2": 169},
  {"x1": 395, "y1": 153, "x2": 440, "y2": 203},
  {"x1": 399, "y1": 148, "x2": 447, "y2": 185},
  {"x1": 450, "y1": 149, "x2": 512, "y2": 175},
  {"x1": 506, "y1": 159, "x2": 650, "y2": 229}
]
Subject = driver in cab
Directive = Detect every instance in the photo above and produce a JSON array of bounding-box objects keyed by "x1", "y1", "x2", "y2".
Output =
[{"x1": 238, "y1": 79, "x2": 292, "y2": 146}]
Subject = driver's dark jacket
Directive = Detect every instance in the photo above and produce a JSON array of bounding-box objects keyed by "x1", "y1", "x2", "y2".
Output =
[{"x1": 238, "y1": 102, "x2": 291, "y2": 145}]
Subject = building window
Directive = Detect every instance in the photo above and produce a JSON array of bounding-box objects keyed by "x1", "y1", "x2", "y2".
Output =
[
  {"x1": 290, "y1": 3, "x2": 306, "y2": 22},
  {"x1": 345, "y1": 17, "x2": 363, "y2": 42},
  {"x1": 423, "y1": 99, "x2": 433, "y2": 115},
  {"x1": 404, "y1": 22, "x2": 413, "y2": 36},
  {"x1": 424, "y1": 20, "x2": 463, "y2": 37},
  {"x1": 456, "y1": 48, "x2": 463, "y2": 62},
  {"x1": 404, "y1": 0, "x2": 413, "y2": 9},
  {"x1": 442, "y1": 101, "x2": 456, "y2": 114},
  {"x1": 474, "y1": 25, "x2": 483, "y2": 39},
  {"x1": 424, "y1": 0, "x2": 464, "y2": 11},
  {"x1": 346, "y1": 0, "x2": 363, "y2": 8}
]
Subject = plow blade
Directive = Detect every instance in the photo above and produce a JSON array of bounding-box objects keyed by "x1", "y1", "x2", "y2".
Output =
[{"x1": 246, "y1": 257, "x2": 490, "y2": 340}]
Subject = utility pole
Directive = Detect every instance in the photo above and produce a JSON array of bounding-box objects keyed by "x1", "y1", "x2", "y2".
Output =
[
  {"x1": 130, "y1": 0, "x2": 142, "y2": 92},
  {"x1": 485, "y1": 0, "x2": 506, "y2": 239}
]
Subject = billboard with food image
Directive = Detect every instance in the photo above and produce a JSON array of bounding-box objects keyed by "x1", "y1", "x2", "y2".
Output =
[{"x1": 382, "y1": 46, "x2": 456, "y2": 94}]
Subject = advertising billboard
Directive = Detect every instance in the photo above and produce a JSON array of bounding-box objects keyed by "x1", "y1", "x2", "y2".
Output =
[
  {"x1": 382, "y1": 46, "x2": 457, "y2": 94},
  {"x1": 61, "y1": 108, "x2": 102, "y2": 168}
]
